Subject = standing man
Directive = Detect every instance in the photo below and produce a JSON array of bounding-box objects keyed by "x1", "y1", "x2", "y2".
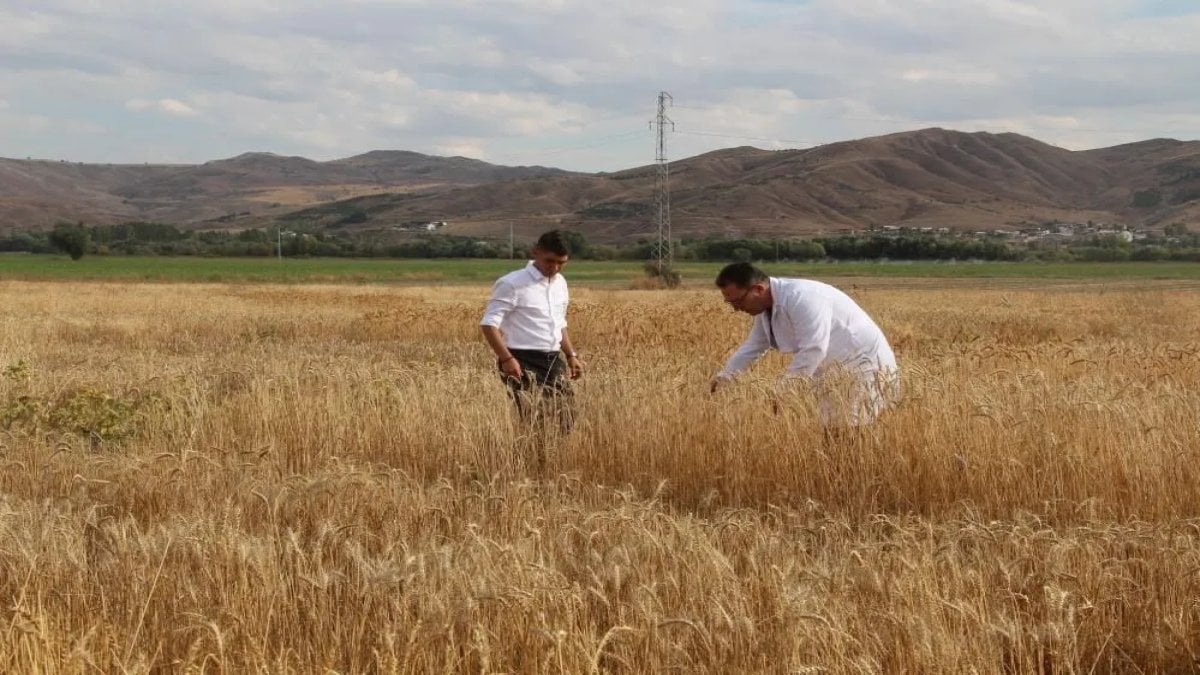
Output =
[
  {"x1": 711, "y1": 262, "x2": 899, "y2": 427},
  {"x1": 481, "y1": 231, "x2": 585, "y2": 454}
]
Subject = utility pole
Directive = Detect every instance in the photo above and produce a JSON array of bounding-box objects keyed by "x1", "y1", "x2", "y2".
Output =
[
  {"x1": 649, "y1": 91, "x2": 674, "y2": 272},
  {"x1": 276, "y1": 225, "x2": 282, "y2": 261},
  {"x1": 509, "y1": 223, "x2": 514, "y2": 260}
]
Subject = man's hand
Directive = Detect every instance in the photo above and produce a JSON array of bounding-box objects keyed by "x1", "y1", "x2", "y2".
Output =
[
  {"x1": 500, "y1": 356, "x2": 522, "y2": 380},
  {"x1": 566, "y1": 354, "x2": 585, "y2": 379}
]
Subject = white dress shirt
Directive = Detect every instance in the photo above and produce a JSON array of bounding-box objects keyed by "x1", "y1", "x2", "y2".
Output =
[
  {"x1": 480, "y1": 261, "x2": 569, "y2": 351},
  {"x1": 718, "y1": 277, "x2": 899, "y2": 425},
  {"x1": 719, "y1": 277, "x2": 896, "y2": 379}
]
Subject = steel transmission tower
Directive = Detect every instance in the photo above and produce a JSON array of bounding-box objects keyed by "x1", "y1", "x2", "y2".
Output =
[{"x1": 649, "y1": 91, "x2": 674, "y2": 271}]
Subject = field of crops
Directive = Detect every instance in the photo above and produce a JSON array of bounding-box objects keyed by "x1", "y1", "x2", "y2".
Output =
[{"x1": 2, "y1": 275, "x2": 1199, "y2": 672}]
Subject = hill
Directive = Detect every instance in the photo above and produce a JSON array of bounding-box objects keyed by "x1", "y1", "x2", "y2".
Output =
[
  {"x1": 263, "y1": 129, "x2": 1200, "y2": 242},
  {"x1": 4, "y1": 129, "x2": 1199, "y2": 240},
  {"x1": 0, "y1": 151, "x2": 573, "y2": 231}
]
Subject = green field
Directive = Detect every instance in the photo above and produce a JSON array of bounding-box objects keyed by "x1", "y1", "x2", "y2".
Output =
[{"x1": 2, "y1": 254, "x2": 1200, "y2": 284}]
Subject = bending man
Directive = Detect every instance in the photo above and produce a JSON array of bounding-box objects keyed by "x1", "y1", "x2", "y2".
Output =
[{"x1": 711, "y1": 262, "x2": 899, "y2": 426}]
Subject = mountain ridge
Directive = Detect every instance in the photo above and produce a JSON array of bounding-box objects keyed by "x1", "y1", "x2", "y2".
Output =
[{"x1": 3, "y1": 128, "x2": 1199, "y2": 240}]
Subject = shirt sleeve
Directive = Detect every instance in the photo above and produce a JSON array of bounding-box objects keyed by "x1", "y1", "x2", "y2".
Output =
[
  {"x1": 560, "y1": 279, "x2": 569, "y2": 329},
  {"x1": 481, "y1": 278, "x2": 516, "y2": 328},
  {"x1": 717, "y1": 316, "x2": 772, "y2": 379},
  {"x1": 782, "y1": 294, "x2": 833, "y2": 379}
]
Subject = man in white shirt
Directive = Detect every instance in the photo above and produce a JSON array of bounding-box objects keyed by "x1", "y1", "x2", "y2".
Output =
[
  {"x1": 481, "y1": 231, "x2": 585, "y2": 445},
  {"x1": 710, "y1": 262, "x2": 899, "y2": 427}
]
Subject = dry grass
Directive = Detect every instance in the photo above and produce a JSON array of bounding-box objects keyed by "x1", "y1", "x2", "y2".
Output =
[
  {"x1": 1, "y1": 279, "x2": 1199, "y2": 673},
  {"x1": 246, "y1": 184, "x2": 442, "y2": 206}
]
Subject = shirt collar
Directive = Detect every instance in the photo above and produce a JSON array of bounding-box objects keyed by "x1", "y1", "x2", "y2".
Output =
[{"x1": 525, "y1": 261, "x2": 548, "y2": 283}]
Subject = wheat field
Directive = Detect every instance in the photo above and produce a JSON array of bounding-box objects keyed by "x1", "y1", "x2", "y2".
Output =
[{"x1": 1, "y1": 278, "x2": 1199, "y2": 673}]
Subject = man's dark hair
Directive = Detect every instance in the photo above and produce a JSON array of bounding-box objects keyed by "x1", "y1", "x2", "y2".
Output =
[
  {"x1": 715, "y1": 262, "x2": 768, "y2": 288},
  {"x1": 534, "y1": 230, "x2": 571, "y2": 256}
]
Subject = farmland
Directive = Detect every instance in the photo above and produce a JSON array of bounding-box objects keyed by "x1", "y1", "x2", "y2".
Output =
[
  {"x1": 5, "y1": 254, "x2": 1200, "y2": 284},
  {"x1": 1, "y1": 275, "x2": 1199, "y2": 672}
]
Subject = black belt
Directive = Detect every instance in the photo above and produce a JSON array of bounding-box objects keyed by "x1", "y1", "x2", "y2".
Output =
[{"x1": 508, "y1": 348, "x2": 562, "y2": 365}]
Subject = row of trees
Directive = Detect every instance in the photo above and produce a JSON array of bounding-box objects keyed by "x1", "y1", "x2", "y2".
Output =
[{"x1": 3, "y1": 222, "x2": 1199, "y2": 263}]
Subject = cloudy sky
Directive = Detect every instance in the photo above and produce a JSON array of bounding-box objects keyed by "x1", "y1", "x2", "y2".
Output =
[{"x1": 2, "y1": 0, "x2": 1198, "y2": 171}]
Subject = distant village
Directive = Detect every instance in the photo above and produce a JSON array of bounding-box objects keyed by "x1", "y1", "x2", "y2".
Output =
[
  {"x1": 386, "y1": 218, "x2": 1187, "y2": 245},
  {"x1": 860, "y1": 221, "x2": 1170, "y2": 244}
]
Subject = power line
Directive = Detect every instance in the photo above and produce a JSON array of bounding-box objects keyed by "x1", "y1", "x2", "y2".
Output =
[
  {"x1": 561, "y1": 109, "x2": 646, "y2": 128},
  {"x1": 674, "y1": 129, "x2": 813, "y2": 146},
  {"x1": 673, "y1": 100, "x2": 1198, "y2": 136},
  {"x1": 495, "y1": 129, "x2": 647, "y2": 160},
  {"x1": 528, "y1": 130, "x2": 648, "y2": 156}
]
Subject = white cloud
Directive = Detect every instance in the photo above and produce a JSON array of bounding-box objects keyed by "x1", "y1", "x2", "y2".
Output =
[
  {"x1": 0, "y1": 112, "x2": 52, "y2": 132},
  {"x1": 901, "y1": 69, "x2": 1001, "y2": 86},
  {"x1": 527, "y1": 60, "x2": 584, "y2": 86},
  {"x1": 419, "y1": 90, "x2": 590, "y2": 136},
  {"x1": 125, "y1": 98, "x2": 199, "y2": 116},
  {"x1": 0, "y1": 8, "x2": 57, "y2": 50},
  {"x1": 1, "y1": 0, "x2": 1199, "y2": 169},
  {"x1": 159, "y1": 99, "x2": 198, "y2": 116},
  {"x1": 435, "y1": 138, "x2": 488, "y2": 159}
]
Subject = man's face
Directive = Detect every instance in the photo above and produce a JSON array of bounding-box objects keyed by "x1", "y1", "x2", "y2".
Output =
[
  {"x1": 720, "y1": 282, "x2": 770, "y2": 315},
  {"x1": 531, "y1": 246, "x2": 569, "y2": 278}
]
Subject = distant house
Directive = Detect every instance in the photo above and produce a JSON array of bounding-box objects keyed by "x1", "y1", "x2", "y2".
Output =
[{"x1": 393, "y1": 220, "x2": 448, "y2": 232}]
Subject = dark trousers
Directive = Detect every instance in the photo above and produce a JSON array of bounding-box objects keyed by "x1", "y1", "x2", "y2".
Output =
[{"x1": 501, "y1": 349, "x2": 574, "y2": 436}]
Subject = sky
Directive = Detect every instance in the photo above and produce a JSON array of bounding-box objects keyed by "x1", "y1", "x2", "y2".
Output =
[{"x1": 2, "y1": 0, "x2": 1199, "y2": 171}]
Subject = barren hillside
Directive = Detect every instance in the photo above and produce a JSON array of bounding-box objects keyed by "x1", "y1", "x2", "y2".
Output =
[
  {"x1": 4, "y1": 128, "x2": 1199, "y2": 240},
  {"x1": 286, "y1": 129, "x2": 1199, "y2": 241},
  {"x1": 0, "y1": 151, "x2": 573, "y2": 231}
]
